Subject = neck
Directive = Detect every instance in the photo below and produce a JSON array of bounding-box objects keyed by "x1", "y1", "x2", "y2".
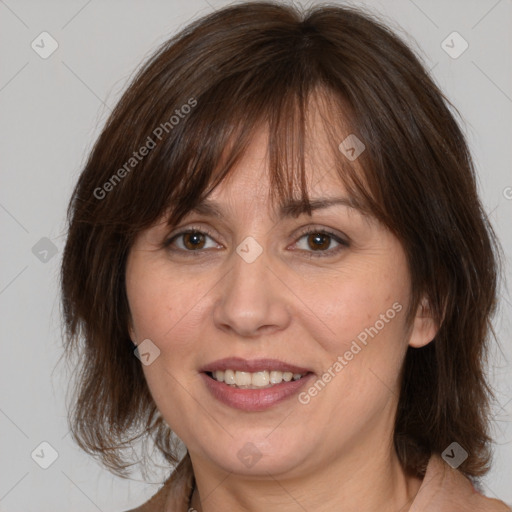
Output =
[{"x1": 188, "y1": 445, "x2": 422, "y2": 512}]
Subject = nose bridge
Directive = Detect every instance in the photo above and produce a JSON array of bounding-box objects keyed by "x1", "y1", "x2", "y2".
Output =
[{"x1": 213, "y1": 239, "x2": 290, "y2": 337}]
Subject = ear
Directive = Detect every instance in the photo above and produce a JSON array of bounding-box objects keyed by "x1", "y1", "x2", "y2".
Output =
[
  {"x1": 127, "y1": 317, "x2": 137, "y2": 345},
  {"x1": 408, "y1": 296, "x2": 439, "y2": 348}
]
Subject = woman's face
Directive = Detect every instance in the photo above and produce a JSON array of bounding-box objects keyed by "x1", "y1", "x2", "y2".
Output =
[{"x1": 125, "y1": 124, "x2": 436, "y2": 480}]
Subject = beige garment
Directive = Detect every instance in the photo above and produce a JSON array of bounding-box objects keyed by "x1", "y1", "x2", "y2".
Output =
[{"x1": 127, "y1": 453, "x2": 511, "y2": 512}]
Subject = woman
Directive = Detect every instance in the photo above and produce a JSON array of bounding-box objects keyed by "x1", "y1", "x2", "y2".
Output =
[{"x1": 61, "y1": 2, "x2": 511, "y2": 510}]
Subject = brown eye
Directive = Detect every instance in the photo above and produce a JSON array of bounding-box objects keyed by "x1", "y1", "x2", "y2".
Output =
[
  {"x1": 165, "y1": 229, "x2": 220, "y2": 253},
  {"x1": 182, "y1": 232, "x2": 206, "y2": 250},
  {"x1": 293, "y1": 228, "x2": 348, "y2": 257},
  {"x1": 307, "y1": 233, "x2": 331, "y2": 251}
]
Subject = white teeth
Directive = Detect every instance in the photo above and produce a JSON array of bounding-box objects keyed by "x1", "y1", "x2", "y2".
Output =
[
  {"x1": 224, "y1": 369, "x2": 236, "y2": 385},
  {"x1": 251, "y1": 371, "x2": 270, "y2": 387},
  {"x1": 210, "y1": 369, "x2": 305, "y2": 388},
  {"x1": 269, "y1": 371, "x2": 283, "y2": 384},
  {"x1": 235, "y1": 371, "x2": 252, "y2": 386}
]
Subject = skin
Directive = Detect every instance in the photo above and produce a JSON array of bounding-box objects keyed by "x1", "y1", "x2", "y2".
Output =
[{"x1": 126, "y1": 115, "x2": 438, "y2": 511}]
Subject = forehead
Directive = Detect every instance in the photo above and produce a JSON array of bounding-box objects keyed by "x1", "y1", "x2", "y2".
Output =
[
  {"x1": 208, "y1": 105, "x2": 354, "y2": 208},
  {"x1": 157, "y1": 87, "x2": 374, "y2": 231},
  {"x1": 183, "y1": 129, "x2": 368, "y2": 228}
]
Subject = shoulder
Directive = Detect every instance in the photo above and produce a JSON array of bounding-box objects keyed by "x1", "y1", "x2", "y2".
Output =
[
  {"x1": 123, "y1": 453, "x2": 195, "y2": 512},
  {"x1": 411, "y1": 454, "x2": 511, "y2": 512},
  {"x1": 122, "y1": 483, "x2": 169, "y2": 512}
]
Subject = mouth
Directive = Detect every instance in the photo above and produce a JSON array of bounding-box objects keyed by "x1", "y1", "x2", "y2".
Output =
[
  {"x1": 200, "y1": 358, "x2": 315, "y2": 411},
  {"x1": 205, "y1": 369, "x2": 308, "y2": 389}
]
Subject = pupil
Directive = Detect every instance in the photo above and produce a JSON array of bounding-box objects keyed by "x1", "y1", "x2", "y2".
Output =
[
  {"x1": 309, "y1": 233, "x2": 330, "y2": 250},
  {"x1": 185, "y1": 232, "x2": 204, "y2": 250}
]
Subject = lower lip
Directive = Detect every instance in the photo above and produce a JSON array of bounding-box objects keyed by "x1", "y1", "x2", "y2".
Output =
[{"x1": 201, "y1": 372, "x2": 314, "y2": 412}]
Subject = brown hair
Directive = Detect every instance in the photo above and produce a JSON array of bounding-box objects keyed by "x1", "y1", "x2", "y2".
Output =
[{"x1": 61, "y1": 1, "x2": 500, "y2": 479}]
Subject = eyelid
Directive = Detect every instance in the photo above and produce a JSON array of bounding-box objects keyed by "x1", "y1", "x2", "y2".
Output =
[
  {"x1": 292, "y1": 224, "x2": 349, "y2": 244},
  {"x1": 164, "y1": 223, "x2": 350, "y2": 257},
  {"x1": 288, "y1": 225, "x2": 349, "y2": 257},
  {"x1": 163, "y1": 223, "x2": 222, "y2": 248}
]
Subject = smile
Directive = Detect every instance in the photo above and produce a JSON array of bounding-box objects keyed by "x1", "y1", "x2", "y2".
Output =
[
  {"x1": 208, "y1": 369, "x2": 305, "y2": 388},
  {"x1": 200, "y1": 358, "x2": 314, "y2": 411}
]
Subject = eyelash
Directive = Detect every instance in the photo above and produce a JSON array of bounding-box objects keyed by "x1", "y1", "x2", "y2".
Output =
[{"x1": 163, "y1": 224, "x2": 349, "y2": 258}]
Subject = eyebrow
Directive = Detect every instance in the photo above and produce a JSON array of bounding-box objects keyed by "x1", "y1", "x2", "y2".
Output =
[{"x1": 189, "y1": 197, "x2": 362, "y2": 219}]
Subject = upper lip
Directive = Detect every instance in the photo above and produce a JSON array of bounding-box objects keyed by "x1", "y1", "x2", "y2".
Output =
[{"x1": 200, "y1": 357, "x2": 313, "y2": 374}]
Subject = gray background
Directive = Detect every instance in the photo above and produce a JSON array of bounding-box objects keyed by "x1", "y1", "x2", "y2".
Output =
[{"x1": 0, "y1": 0, "x2": 511, "y2": 510}]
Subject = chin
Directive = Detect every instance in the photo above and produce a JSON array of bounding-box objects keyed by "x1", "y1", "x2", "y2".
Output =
[{"x1": 200, "y1": 433, "x2": 310, "y2": 477}]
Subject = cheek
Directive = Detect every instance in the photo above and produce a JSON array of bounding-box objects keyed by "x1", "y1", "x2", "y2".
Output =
[
  {"x1": 125, "y1": 254, "x2": 218, "y2": 370},
  {"x1": 292, "y1": 254, "x2": 410, "y2": 358},
  {"x1": 127, "y1": 254, "x2": 190, "y2": 339},
  {"x1": 289, "y1": 255, "x2": 411, "y2": 422},
  {"x1": 294, "y1": 273, "x2": 409, "y2": 436},
  {"x1": 125, "y1": 255, "x2": 208, "y2": 424}
]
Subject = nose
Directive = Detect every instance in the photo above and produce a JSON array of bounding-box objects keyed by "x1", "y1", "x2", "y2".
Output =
[{"x1": 212, "y1": 246, "x2": 291, "y2": 338}]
